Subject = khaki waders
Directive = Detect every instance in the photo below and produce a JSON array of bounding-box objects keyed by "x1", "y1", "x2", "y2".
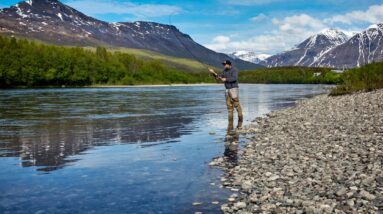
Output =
[{"x1": 225, "y1": 87, "x2": 243, "y2": 131}]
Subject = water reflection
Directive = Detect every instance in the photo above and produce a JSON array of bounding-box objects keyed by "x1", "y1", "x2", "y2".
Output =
[
  {"x1": 224, "y1": 124, "x2": 240, "y2": 168},
  {"x1": 0, "y1": 87, "x2": 211, "y2": 171},
  {"x1": 0, "y1": 114, "x2": 194, "y2": 171}
]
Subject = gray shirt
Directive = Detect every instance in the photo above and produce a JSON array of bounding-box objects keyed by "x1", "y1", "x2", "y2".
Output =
[{"x1": 218, "y1": 67, "x2": 239, "y2": 89}]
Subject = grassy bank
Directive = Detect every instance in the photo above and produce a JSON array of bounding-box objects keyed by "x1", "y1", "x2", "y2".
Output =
[
  {"x1": 330, "y1": 61, "x2": 383, "y2": 95},
  {"x1": 0, "y1": 36, "x2": 213, "y2": 88}
]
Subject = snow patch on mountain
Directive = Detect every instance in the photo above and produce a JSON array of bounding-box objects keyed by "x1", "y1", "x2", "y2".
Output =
[
  {"x1": 230, "y1": 51, "x2": 271, "y2": 64},
  {"x1": 57, "y1": 12, "x2": 63, "y2": 21}
]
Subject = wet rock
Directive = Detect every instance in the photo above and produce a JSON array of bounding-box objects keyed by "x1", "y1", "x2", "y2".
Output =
[
  {"x1": 234, "y1": 201, "x2": 247, "y2": 209},
  {"x1": 228, "y1": 197, "x2": 236, "y2": 202}
]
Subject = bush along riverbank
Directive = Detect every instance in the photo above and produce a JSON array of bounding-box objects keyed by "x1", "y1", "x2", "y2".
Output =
[
  {"x1": 330, "y1": 61, "x2": 383, "y2": 95},
  {"x1": 239, "y1": 67, "x2": 342, "y2": 84},
  {"x1": 211, "y1": 89, "x2": 383, "y2": 213}
]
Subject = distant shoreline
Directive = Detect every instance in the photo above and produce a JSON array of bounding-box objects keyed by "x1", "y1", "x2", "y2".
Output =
[{"x1": 87, "y1": 83, "x2": 221, "y2": 88}]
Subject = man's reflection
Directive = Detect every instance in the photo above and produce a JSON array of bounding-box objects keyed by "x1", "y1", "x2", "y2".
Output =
[{"x1": 223, "y1": 122, "x2": 239, "y2": 167}]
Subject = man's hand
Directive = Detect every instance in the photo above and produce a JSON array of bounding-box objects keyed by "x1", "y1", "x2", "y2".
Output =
[
  {"x1": 219, "y1": 77, "x2": 227, "y2": 82},
  {"x1": 208, "y1": 68, "x2": 219, "y2": 79}
]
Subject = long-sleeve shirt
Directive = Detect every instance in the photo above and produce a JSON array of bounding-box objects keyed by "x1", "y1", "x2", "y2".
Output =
[{"x1": 218, "y1": 67, "x2": 239, "y2": 89}]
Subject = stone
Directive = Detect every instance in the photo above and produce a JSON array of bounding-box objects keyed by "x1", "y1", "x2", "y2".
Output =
[
  {"x1": 228, "y1": 197, "x2": 236, "y2": 202},
  {"x1": 268, "y1": 175, "x2": 280, "y2": 181},
  {"x1": 360, "y1": 190, "x2": 376, "y2": 200},
  {"x1": 234, "y1": 201, "x2": 247, "y2": 209},
  {"x1": 347, "y1": 199, "x2": 355, "y2": 207},
  {"x1": 241, "y1": 180, "x2": 253, "y2": 191},
  {"x1": 336, "y1": 187, "x2": 347, "y2": 196}
]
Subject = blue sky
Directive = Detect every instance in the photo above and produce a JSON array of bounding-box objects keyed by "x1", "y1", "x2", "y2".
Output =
[{"x1": 1, "y1": 0, "x2": 383, "y2": 55}]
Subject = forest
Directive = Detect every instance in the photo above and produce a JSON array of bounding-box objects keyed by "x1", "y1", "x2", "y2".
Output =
[{"x1": 0, "y1": 36, "x2": 212, "y2": 88}]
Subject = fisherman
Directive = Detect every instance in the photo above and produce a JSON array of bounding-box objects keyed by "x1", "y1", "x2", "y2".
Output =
[{"x1": 208, "y1": 60, "x2": 243, "y2": 131}]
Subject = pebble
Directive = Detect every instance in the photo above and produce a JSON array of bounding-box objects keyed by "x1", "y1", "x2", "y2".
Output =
[
  {"x1": 360, "y1": 190, "x2": 376, "y2": 200},
  {"x1": 234, "y1": 201, "x2": 247, "y2": 209},
  {"x1": 228, "y1": 197, "x2": 236, "y2": 202}
]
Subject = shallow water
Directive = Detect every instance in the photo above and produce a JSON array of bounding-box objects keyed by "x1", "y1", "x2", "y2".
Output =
[{"x1": 0, "y1": 84, "x2": 329, "y2": 213}]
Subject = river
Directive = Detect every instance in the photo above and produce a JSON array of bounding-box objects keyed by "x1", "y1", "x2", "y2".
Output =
[{"x1": 0, "y1": 84, "x2": 329, "y2": 214}]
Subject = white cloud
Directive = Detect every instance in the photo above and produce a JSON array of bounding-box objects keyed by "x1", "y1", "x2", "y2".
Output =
[
  {"x1": 272, "y1": 14, "x2": 325, "y2": 34},
  {"x1": 250, "y1": 13, "x2": 267, "y2": 22},
  {"x1": 212, "y1": 35, "x2": 231, "y2": 43},
  {"x1": 65, "y1": 0, "x2": 182, "y2": 18},
  {"x1": 205, "y1": 13, "x2": 326, "y2": 54},
  {"x1": 325, "y1": 4, "x2": 383, "y2": 25},
  {"x1": 205, "y1": 34, "x2": 289, "y2": 54}
]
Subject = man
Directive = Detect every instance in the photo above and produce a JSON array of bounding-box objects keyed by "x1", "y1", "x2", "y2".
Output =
[{"x1": 208, "y1": 60, "x2": 243, "y2": 131}]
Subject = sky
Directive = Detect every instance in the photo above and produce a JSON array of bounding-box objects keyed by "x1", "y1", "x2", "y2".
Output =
[{"x1": 1, "y1": 0, "x2": 383, "y2": 55}]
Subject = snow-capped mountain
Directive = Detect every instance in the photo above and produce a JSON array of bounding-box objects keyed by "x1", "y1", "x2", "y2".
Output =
[
  {"x1": 265, "y1": 29, "x2": 349, "y2": 67},
  {"x1": 0, "y1": 0, "x2": 260, "y2": 70},
  {"x1": 312, "y1": 24, "x2": 383, "y2": 68},
  {"x1": 229, "y1": 51, "x2": 271, "y2": 64}
]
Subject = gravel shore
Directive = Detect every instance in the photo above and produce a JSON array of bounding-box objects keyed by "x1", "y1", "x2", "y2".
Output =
[{"x1": 214, "y1": 89, "x2": 383, "y2": 213}]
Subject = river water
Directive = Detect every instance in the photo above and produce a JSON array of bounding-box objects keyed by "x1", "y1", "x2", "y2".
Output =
[{"x1": 0, "y1": 84, "x2": 329, "y2": 214}]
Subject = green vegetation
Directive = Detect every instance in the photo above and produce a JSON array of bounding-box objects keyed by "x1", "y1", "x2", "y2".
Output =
[
  {"x1": 330, "y1": 61, "x2": 383, "y2": 96},
  {"x1": 2, "y1": 35, "x2": 381, "y2": 91},
  {"x1": 0, "y1": 36, "x2": 213, "y2": 88},
  {"x1": 239, "y1": 67, "x2": 342, "y2": 84}
]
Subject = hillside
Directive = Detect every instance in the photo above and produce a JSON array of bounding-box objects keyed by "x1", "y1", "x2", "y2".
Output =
[{"x1": 0, "y1": 0, "x2": 261, "y2": 70}]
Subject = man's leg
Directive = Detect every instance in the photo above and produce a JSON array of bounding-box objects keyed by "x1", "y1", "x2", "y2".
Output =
[
  {"x1": 226, "y1": 94, "x2": 234, "y2": 131},
  {"x1": 233, "y1": 98, "x2": 243, "y2": 128}
]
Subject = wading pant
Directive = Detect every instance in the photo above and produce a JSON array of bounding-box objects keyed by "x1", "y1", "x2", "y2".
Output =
[{"x1": 225, "y1": 88, "x2": 243, "y2": 130}]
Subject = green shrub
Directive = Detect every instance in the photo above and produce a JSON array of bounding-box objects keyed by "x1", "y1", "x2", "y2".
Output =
[{"x1": 330, "y1": 62, "x2": 383, "y2": 95}]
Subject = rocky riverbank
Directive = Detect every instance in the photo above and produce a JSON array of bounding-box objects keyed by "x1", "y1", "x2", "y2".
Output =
[{"x1": 214, "y1": 89, "x2": 383, "y2": 213}]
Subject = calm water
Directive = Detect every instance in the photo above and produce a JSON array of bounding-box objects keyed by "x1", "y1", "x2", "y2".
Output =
[{"x1": 0, "y1": 84, "x2": 329, "y2": 214}]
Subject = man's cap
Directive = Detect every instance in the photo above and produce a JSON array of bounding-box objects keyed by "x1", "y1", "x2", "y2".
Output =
[{"x1": 222, "y1": 60, "x2": 232, "y2": 65}]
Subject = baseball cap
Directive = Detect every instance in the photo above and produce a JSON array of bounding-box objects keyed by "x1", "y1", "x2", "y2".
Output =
[{"x1": 222, "y1": 60, "x2": 232, "y2": 65}]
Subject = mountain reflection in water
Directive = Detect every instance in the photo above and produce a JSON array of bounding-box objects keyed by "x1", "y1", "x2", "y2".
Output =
[{"x1": 0, "y1": 87, "x2": 207, "y2": 171}]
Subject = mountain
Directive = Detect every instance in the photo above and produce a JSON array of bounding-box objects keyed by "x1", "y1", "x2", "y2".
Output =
[
  {"x1": 0, "y1": 0, "x2": 261, "y2": 70},
  {"x1": 265, "y1": 29, "x2": 348, "y2": 67},
  {"x1": 311, "y1": 24, "x2": 383, "y2": 68},
  {"x1": 229, "y1": 51, "x2": 271, "y2": 64}
]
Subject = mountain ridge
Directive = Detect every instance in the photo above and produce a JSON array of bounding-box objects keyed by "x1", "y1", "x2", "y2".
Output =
[
  {"x1": 0, "y1": 0, "x2": 261, "y2": 70},
  {"x1": 263, "y1": 26, "x2": 383, "y2": 68},
  {"x1": 265, "y1": 29, "x2": 349, "y2": 67}
]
